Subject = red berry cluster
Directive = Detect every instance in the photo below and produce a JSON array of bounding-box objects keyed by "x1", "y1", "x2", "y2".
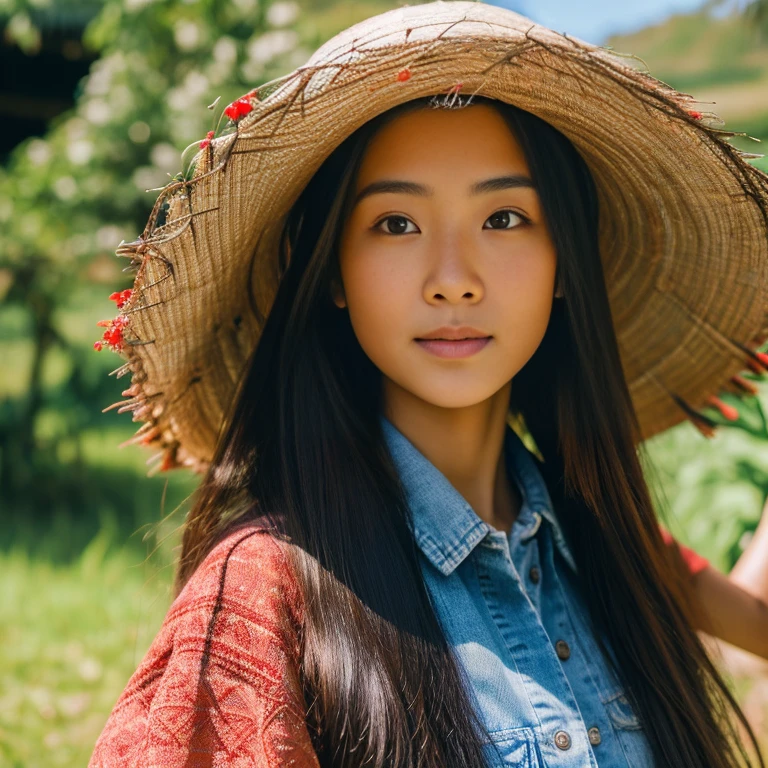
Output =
[{"x1": 94, "y1": 289, "x2": 133, "y2": 352}]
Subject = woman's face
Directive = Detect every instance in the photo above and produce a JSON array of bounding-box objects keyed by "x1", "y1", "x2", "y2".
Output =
[{"x1": 336, "y1": 103, "x2": 559, "y2": 411}]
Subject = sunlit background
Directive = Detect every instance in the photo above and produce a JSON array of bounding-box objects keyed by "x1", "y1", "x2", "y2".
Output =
[{"x1": 2, "y1": 0, "x2": 768, "y2": 763}]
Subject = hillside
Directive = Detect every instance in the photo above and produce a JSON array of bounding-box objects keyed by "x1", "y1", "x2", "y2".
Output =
[{"x1": 605, "y1": 0, "x2": 768, "y2": 167}]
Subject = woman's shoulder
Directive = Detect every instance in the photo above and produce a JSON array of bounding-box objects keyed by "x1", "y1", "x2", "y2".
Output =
[
  {"x1": 174, "y1": 523, "x2": 305, "y2": 628},
  {"x1": 89, "y1": 523, "x2": 318, "y2": 767}
]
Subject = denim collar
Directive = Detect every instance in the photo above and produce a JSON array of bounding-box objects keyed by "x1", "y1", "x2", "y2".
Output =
[{"x1": 380, "y1": 414, "x2": 578, "y2": 577}]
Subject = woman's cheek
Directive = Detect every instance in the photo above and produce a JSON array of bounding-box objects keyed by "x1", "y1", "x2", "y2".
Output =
[{"x1": 346, "y1": 291, "x2": 404, "y2": 371}]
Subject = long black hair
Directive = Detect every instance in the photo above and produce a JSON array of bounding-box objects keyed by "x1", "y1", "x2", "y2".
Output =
[{"x1": 176, "y1": 95, "x2": 765, "y2": 767}]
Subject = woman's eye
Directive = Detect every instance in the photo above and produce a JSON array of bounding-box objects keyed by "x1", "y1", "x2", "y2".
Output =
[
  {"x1": 373, "y1": 210, "x2": 529, "y2": 234},
  {"x1": 484, "y1": 210, "x2": 528, "y2": 230},
  {"x1": 374, "y1": 215, "x2": 419, "y2": 235}
]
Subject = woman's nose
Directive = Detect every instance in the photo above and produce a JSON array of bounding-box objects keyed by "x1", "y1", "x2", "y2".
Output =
[{"x1": 423, "y1": 236, "x2": 484, "y2": 304}]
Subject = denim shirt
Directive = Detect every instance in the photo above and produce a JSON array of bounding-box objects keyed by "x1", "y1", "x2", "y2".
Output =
[{"x1": 380, "y1": 415, "x2": 656, "y2": 767}]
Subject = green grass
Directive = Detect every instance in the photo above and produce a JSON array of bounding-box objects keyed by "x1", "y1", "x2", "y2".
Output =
[
  {"x1": 654, "y1": 64, "x2": 765, "y2": 92},
  {"x1": 0, "y1": 541, "x2": 175, "y2": 767}
]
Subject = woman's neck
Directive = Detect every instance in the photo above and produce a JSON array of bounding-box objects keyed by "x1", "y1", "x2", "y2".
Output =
[{"x1": 383, "y1": 379, "x2": 521, "y2": 534}]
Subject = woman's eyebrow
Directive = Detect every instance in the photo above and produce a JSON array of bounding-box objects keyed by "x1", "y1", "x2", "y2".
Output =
[{"x1": 352, "y1": 174, "x2": 535, "y2": 206}]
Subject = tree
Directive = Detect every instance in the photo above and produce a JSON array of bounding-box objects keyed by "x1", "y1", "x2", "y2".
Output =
[{"x1": 0, "y1": 0, "x2": 393, "y2": 521}]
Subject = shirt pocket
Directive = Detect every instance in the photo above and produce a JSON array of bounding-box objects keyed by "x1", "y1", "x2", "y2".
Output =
[
  {"x1": 602, "y1": 690, "x2": 642, "y2": 730},
  {"x1": 601, "y1": 689, "x2": 657, "y2": 766},
  {"x1": 486, "y1": 726, "x2": 543, "y2": 767}
]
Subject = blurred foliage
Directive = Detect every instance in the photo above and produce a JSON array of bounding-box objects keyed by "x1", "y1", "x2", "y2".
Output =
[
  {"x1": 0, "y1": 0, "x2": 397, "y2": 556},
  {"x1": 644, "y1": 382, "x2": 768, "y2": 574},
  {"x1": 0, "y1": 0, "x2": 103, "y2": 55},
  {"x1": 747, "y1": 0, "x2": 768, "y2": 39}
]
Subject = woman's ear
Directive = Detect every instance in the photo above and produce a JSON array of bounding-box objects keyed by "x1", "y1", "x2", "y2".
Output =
[
  {"x1": 331, "y1": 278, "x2": 347, "y2": 309},
  {"x1": 553, "y1": 267, "x2": 563, "y2": 299}
]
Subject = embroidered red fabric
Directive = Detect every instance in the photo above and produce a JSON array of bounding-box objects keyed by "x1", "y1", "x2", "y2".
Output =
[{"x1": 88, "y1": 526, "x2": 320, "y2": 768}]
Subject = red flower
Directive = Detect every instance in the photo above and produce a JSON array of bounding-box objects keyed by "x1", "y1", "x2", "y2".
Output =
[
  {"x1": 109, "y1": 288, "x2": 133, "y2": 309},
  {"x1": 199, "y1": 130, "x2": 215, "y2": 149},
  {"x1": 396, "y1": 68, "x2": 411, "y2": 82},
  {"x1": 688, "y1": 111, "x2": 703, "y2": 120},
  {"x1": 224, "y1": 98, "x2": 253, "y2": 121},
  {"x1": 94, "y1": 314, "x2": 130, "y2": 353}
]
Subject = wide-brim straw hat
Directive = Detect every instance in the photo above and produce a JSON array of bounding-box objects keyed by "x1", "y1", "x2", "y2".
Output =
[{"x1": 97, "y1": 0, "x2": 768, "y2": 476}]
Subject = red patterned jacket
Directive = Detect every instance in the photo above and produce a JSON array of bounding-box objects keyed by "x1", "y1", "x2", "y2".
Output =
[
  {"x1": 89, "y1": 526, "x2": 320, "y2": 768},
  {"x1": 88, "y1": 523, "x2": 708, "y2": 767}
]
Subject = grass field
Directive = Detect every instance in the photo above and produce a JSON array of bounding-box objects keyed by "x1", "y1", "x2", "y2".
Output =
[{"x1": 0, "y1": 542, "x2": 175, "y2": 767}]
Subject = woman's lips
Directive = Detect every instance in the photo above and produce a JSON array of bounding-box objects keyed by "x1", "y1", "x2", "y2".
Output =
[{"x1": 414, "y1": 337, "x2": 492, "y2": 359}]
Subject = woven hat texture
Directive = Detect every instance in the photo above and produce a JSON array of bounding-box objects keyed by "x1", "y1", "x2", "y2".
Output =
[{"x1": 99, "y1": 0, "x2": 768, "y2": 475}]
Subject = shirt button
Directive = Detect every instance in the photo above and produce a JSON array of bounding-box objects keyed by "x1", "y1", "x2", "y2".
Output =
[
  {"x1": 529, "y1": 566, "x2": 540, "y2": 583},
  {"x1": 555, "y1": 639, "x2": 571, "y2": 660},
  {"x1": 554, "y1": 730, "x2": 571, "y2": 750},
  {"x1": 588, "y1": 727, "x2": 601, "y2": 746}
]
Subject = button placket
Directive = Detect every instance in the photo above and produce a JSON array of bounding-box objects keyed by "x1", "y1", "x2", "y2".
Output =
[
  {"x1": 486, "y1": 533, "x2": 537, "y2": 615},
  {"x1": 512, "y1": 512, "x2": 543, "y2": 616},
  {"x1": 490, "y1": 534, "x2": 595, "y2": 767},
  {"x1": 474, "y1": 546, "x2": 594, "y2": 765},
  {"x1": 533, "y1": 524, "x2": 607, "y2": 766}
]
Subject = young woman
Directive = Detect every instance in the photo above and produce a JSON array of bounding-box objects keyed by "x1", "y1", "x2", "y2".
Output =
[{"x1": 89, "y1": 3, "x2": 768, "y2": 766}]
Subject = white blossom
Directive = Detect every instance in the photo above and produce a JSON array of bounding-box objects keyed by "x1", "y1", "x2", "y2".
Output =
[
  {"x1": 128, "y1": 121, "x2": 151, "y2": 143},
  {"x1": 266, "y1": 1, "x2": 299, "y2": 28},
  {"x1": 67, "y1": 140, "x2": 94, "y2": 166},
  {"x1": 53, "y1": 176, "x2": 78, "y2": 201},
  {"x1": 174, "y1": 20, "x2": 202, "y2": 51},
  {"x1": 26, "y1": 139, "x2": 51, "y2": 167}
]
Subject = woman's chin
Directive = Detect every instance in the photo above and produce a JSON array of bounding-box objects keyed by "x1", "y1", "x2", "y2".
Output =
[{"x1": 399, "y1": 380, "x2": 507, "y2": 411}]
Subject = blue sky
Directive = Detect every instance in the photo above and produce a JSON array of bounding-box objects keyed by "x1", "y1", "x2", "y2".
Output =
[{"x1": 490, "y1": 0, "x2": 729, "y2": 44}]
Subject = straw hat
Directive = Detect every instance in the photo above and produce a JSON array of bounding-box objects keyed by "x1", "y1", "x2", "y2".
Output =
[{"x1": 96, "y1": 0, "x2": 768, "y2": 476}]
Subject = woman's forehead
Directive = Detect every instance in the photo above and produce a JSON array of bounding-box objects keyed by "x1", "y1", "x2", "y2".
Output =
[{"x1": 355, "y1": 104, "x2": 532, "y2": 190}]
